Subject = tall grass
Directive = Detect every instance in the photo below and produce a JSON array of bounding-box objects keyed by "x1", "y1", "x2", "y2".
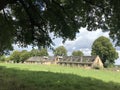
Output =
[{"x1": 0, "y1": 63, "x2": 120, "y2": 90}]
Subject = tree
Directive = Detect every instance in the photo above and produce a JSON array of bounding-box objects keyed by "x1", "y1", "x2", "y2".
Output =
[
  {"x1": 53, "y1": 46, "x2": 67, "y2": 56},
  {"x1": 91, "y1": 36, "x2": 119, "y2": 67},
  {"x1": 9, "y1": 50, "x2": 21, "y2": 63},
  {"x1": 30, "y1": 48, "x2": 49, "y2": 56},
  {"x1": 9, "y1": 50, "x2": 30, "y2": 63},
  {"x1": 20, "y1": 50, "x2": 30, "y2": 63},
  {"x1": 72, "y1": 50, "x2": 84, "y2": 56},
  {"x1": 30, "y1": 49, "x2": 39, "y2": 57},
  {"x1": 1, "y1": 0, "x2": 120, "y2": 54},
  {"x1": 38, "y1": 48, "x2": 49, "y2": 56},
  {"x1": 0, "y1": 55, "x2": 6, "y2": 62}
]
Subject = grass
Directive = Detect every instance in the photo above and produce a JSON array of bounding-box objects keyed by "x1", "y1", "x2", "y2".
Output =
[{"x1": 0, "y1": 63, "x2": 120, "y2": 90}]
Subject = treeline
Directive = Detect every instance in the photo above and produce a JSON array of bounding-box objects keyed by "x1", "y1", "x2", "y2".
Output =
[
  {"x1": 0, "y1": 49, "x2": 48, "y2": 63},
  {"x1": 0, "y1": 46, "x2": 84, "y2": 63}
]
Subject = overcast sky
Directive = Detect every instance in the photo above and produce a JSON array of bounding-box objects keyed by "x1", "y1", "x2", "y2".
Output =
[{"x1": 13, "y1": 28, "x2": 120, "y2": 65}]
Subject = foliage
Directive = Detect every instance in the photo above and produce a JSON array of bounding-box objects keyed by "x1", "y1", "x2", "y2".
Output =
[
  {"x1": 72, "y1": 50, "x2": 84, "y2": 56},
  {"x1": 0, "y1": 12, "x2": 14, "y2": 55},
  {"x1": 91, "y1": 36, "x2": 119, "y2": 67},
  {"x1": 4, "y1": 57, "x2": 11, "y2": 62},
  {"x1": 53, "y1": 46, "x2": 67, "y2": 56},
  {"x1": 9, "y1": 50, "x2": 30, "y2": 63},
  {"x1": 1, "y1": 0, "x2": 120, "y2": 54},
  {"x1": 38, "y1": 48, "x2": 49, "y2": 56},
  {"x1": 9, "y1": 50, "x2": 21, "y2": 63},
  {"x1": 20, "y1": 50, "x2": 31, "y2": 63},
  {"x1": 30, "y1": 48, "x2": 49, "y2": 56},
  {"x1": 0, "y1": 55, "x2": 6, "y2": 62},
  {"x1": 30, "y1": 49, "x2": 39, "y2": 56}
]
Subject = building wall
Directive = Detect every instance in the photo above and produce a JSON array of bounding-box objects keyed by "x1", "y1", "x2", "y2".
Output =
[{"x1": 92, "y1": 56, "x2": 104, "y2": 68}]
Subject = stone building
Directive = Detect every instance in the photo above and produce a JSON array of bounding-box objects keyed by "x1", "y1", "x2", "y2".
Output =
[{"x1": 25, "y1": 56, "x2": 104, "y2": 68}]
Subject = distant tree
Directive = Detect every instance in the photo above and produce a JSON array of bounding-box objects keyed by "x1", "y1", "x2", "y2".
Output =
[
  {"x1": 53, "y1": 46, "x2": 67, "y2": 56},
  {"x1": 20, "y1": 50, "x2": 30, "y2": 63},
  {"x1": 30, "y1": 48, "x2": 49, "y2": 56},
  {"x1": 9, "y1": 50, "x2": 30, "y2": 63},
  {"x1": 9, "y1": 50, "x2": 21, "y2": 63},
  {"x1": 72, "y1": 50, "x2": 84, "y2": 56},
  {"x1": 38, "y1": 48, "x2": 49, "y2": 56},
  {"x1": 5, "y1": 56, "x2": 11, "y2": 62},
  {"x1": 0, "y1": 55, "x2": 6, "y2": 62},
  {"x1": 30, "y1": 49, "x2": 39, "y2": 57},
  {"x1": 91, "y1": 36, "x2": 119, "y2": 67}
]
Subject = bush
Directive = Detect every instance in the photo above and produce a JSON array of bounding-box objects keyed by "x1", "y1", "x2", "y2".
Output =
[{"x1": 0, "y1": 55, "x2": 6, "y2": 62}]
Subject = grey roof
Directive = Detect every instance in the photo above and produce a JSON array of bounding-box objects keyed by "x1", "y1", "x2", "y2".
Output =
[
  {"x1": 58, "y1": 56, "x2": 96, "y2": 63},
  {"x1": 26, "y1": 56, "x2": 97, "y2": 63},
  {"x1": 26, "y1": 56, "x2": 55, "y2": 62},
  {"x1": 26, "y1": 57, "x2": 42, "y2": 62}
]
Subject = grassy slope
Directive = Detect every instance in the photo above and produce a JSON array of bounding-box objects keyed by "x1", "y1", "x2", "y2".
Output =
[{"x1": 0, "y1": 63, "x2": 120, "y2": 90}]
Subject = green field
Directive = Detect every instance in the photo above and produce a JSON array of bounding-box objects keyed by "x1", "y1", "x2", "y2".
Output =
[{"x1": 0, "y1": 63, "x2": 120, "y2": 90}]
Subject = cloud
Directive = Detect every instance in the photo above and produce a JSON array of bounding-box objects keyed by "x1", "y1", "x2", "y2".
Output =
[
  {"x1": 13, "y1": 44, "x2": 37, "y2": 51},
  {"x1": 63, "y1": 28, "x2": 109, "y2": 55}
]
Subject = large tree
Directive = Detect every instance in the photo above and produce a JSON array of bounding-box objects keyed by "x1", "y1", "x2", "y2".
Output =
[
  {"x1": 53, "y1": 46, "x2": 67, "y2": 56},
  {"x1": 91, "y1": 36, "x2": 119, "y2": 67},
  {"x1": 0, "y1": 0, "x2": 120, "y2": 55},
  {"x1": 72, "y1": 50, "x2": 84, "y2": 56}
]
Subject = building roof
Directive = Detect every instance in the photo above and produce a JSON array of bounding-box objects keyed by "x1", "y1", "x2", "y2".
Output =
[
  {"x1": 26, "y1": 56, "x2": 42, "y2": 62},
  {"x1": 26, "y1": 56, "x2": 55, "y2": 62},
  {"x1": 58, "y1": 56, "x2": 96, "y2": 63}
]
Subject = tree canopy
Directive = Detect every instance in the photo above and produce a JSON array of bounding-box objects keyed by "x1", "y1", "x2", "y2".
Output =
[
  {"x1": 9, "y1": 50, "x2": 30, "y2": 63},
  {"x1": 9, "y1": 50, "x2": 21, "y2": 63},
  {"x1": 53, "y1": 46, "x2": 67, "y2": 56},
  {"x1": 30, "y1": 48, "x2": 49, "y2": 56},
  {"x1": 0, "y1": 0, "x2": 120, "y2": 54},
  {"x1": 20, "y1": 50, "x2": 30, "y2": 63},
  {"x1": 91, "y1": 36, "x2": 119, "y2": 67},
  {"x1": 72, "y1": 50, "x2": 84, "y2": 56}
]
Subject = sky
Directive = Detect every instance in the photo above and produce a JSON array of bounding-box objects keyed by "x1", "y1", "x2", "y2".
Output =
[{"x1": 13, "y1": 28, "x2": 120, "y2": 65}]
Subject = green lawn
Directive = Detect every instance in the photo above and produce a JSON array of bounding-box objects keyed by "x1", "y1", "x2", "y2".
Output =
[{"x1": 0, "y1": 63, "x2": 120, "y2": 90}]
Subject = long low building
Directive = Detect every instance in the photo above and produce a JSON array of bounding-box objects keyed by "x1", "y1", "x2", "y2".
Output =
[
  {"x1": 57, "y1": 56, "x2": 103, "y2": 68},
  {"x1": 25, "y1": 56, "x2": 104, "y2": 68}
]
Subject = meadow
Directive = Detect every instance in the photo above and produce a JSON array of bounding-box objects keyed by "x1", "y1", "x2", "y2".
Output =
[{"x1": 0, "y1": 63, "x2": 120, "y2": 90}]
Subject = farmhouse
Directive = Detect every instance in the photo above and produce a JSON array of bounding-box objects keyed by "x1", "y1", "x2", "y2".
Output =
[{"x1": 25, "y1": 56, "x2": 104, "y2": 68}]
